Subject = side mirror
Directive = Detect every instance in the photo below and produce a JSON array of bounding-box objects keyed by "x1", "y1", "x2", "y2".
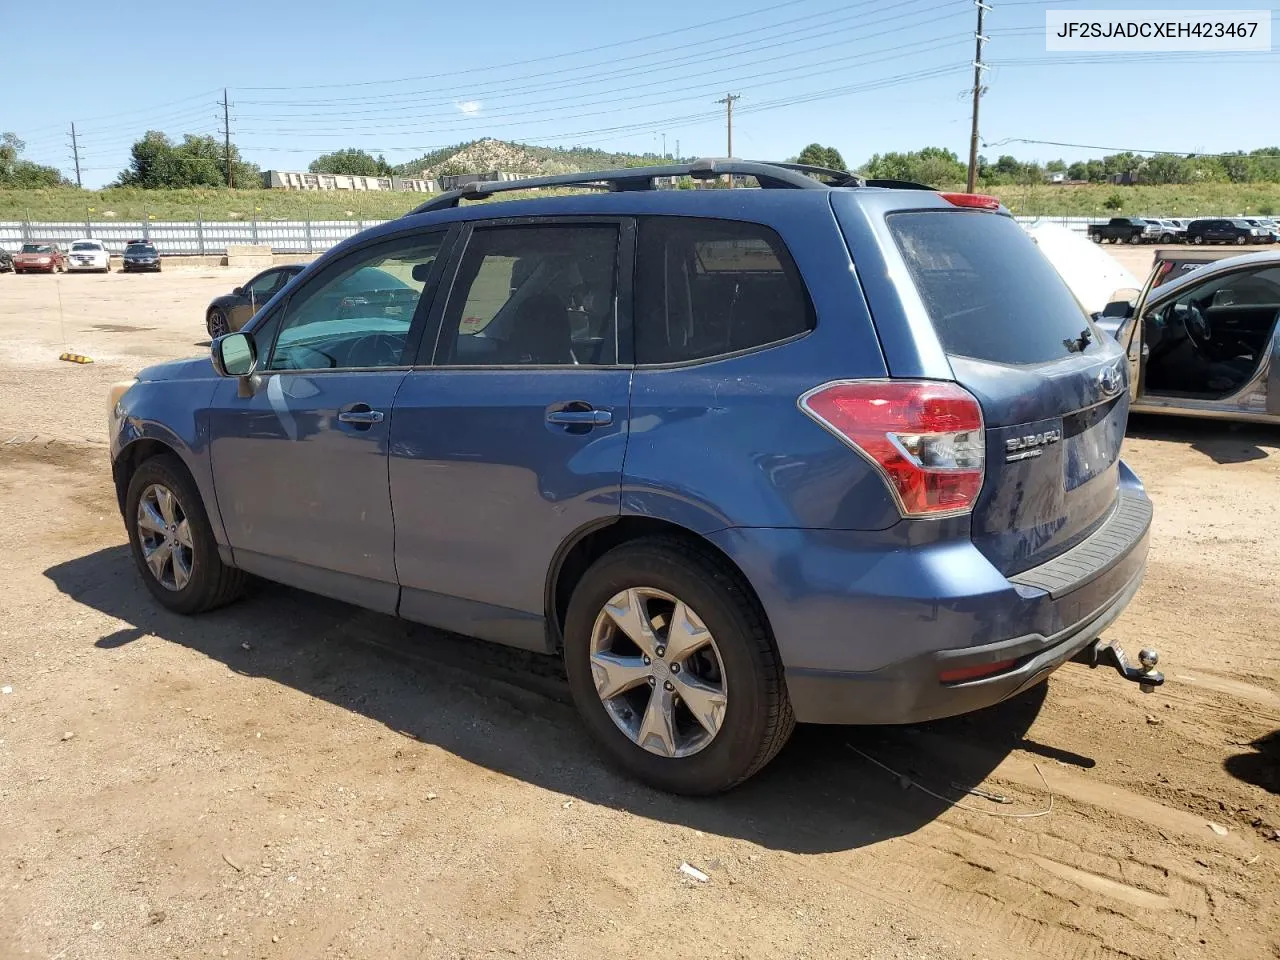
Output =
[
  {"x1": 1100, "y1": 300, "x2": 1135, "y2": 320},
  {"x1": 411, "y1": 261, "x2": 434, "y2": 283},
  {"x1": 211, "y1": 332, "x2": 257, "y2": 378},
  {"x1": 232, "y1": 286, "x2": 244, "y2": 296}
]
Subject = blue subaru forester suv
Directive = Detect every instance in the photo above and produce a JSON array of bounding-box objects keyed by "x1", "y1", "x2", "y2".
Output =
[{"x1": 108, "y1": 160, "x2": 1158, "y2": 794}]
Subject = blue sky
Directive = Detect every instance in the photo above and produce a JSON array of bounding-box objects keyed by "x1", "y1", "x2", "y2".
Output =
[{"x1": 4, "y1": 0, "x2": 1277, "y2": 188}]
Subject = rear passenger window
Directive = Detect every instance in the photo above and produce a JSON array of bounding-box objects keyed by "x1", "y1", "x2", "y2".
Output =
[
  {"x1": 635, "y1": 218, "x2": 815, "y2": 364},
  {"x1": 437, "y1": 224, "x2": 619, "y2": 366}
]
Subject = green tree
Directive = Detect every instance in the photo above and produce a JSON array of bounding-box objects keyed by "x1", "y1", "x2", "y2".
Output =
[
  {"x1": 1045, "y1": 159, "x2": 1067, "y2": 174},
  {"x1": 862, "y1": 147, "x2": 965, "y2": 186},
  {"x1": 116, "y1": 131, "x2": 259, "y2": 188},
  {"x1": 0, "y1": 132, "x2": 66, "y2": 187},
  {"x1": 1066, "y1": 161, "x2": 1088, "y2": 180},
  {"x1": 309, "y1": 148, "x2": 395, "y2": 178},
  {"x1": 797, "y1": 143, "x2": 846, "y2": 170}
]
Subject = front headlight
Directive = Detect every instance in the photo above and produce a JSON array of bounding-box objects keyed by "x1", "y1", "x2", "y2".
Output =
[
  {"x1": 108, "y1": 379, "x2": 137, "y2": 422},
  {"x1": 37, "y1": 257, "x2": 50, "y2": 264}
]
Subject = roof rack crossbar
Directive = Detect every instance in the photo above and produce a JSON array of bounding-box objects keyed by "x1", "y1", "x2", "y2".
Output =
[{"x1": 408, "y1": 158, "x2": 829, "y2": 215}]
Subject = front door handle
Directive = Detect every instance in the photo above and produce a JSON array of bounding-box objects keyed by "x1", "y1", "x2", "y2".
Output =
[
  {"x1": 546, "y1": 408, "x2": 612, "y2": 426},
  {"x1": 338, "y1": 407, "x2": 385, "y2": 425}
]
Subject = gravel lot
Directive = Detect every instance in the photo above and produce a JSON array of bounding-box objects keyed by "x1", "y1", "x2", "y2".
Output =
[{"x1": 1, "y1": 259, "x2": 1277, "y2": 960}]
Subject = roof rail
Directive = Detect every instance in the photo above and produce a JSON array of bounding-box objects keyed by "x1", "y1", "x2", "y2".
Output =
[
  {"x1": 408, "y1": 158, "x2": 832, "y2": 215},
  {"x1": 763, "y1": 161, "x2": 864, "y2": 187}
]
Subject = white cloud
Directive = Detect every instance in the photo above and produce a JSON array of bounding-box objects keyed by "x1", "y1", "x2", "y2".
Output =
[{"x1": 456, "y1": 100, "x2": 482, "y2": 116}]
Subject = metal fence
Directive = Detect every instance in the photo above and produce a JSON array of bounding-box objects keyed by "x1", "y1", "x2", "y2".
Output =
[
  {"x1": 0, "y1": 219, "x2": 391, "y2": 256},
  {"x1": 0, "y1": 215, "x2": 1107, "y2": 257}
]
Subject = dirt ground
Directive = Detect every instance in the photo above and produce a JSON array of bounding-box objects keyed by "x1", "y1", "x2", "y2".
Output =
[{"x1": 1, "y1": 258, "x2": 1278, "y2": 960}]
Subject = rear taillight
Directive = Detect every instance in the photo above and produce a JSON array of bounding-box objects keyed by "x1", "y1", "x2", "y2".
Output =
[
  {"x1": 799, "y1": 380, "x2": 985, "y2": 518},
  {"x1": 939, "y1": 192, "x2": 1001, "y2": 210}
]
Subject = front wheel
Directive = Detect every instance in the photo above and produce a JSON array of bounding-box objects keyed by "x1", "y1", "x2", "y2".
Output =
[
  {"x1": 1193, "y1": 235, "x2": 1205, "y2": 245},
  {"x1": 207, "y1": 309, "x2": 229, "y2": 338},
  {"x1": 1127, "y1": 234, "x2": 1141, "y2": 245},
  {"x1": 125, "y1": 454, "x2": 246, "y2": 614},
  {"x1": 563, "y1": 538, "x2": 794, "y2": 794}
]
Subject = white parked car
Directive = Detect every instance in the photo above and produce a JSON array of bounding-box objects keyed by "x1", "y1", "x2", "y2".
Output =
[{"x1": 67, "y1": 239, "x2": 111, "y2": 273}]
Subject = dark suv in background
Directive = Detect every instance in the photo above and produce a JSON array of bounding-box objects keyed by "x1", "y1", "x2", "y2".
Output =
[
  {"x1": 1185, "y1": 218, "x2": 1268, "y2": 245},
  {"x1": 107, "y1": 160, "x2": 1159, "y2": 794}
]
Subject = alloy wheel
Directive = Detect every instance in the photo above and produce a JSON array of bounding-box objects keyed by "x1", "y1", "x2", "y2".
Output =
[
  {"x1": 588, "y1": 587, "x2": 728, "y2": 759},
  {"x1": 135, "y1": 483, "x2": 194, "y2": 591},
  {"x1": 208, "y1": 310, "x2": 229, "y2": 338}
]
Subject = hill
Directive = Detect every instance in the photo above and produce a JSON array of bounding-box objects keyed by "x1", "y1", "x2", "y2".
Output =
[{"x1": 399, "y1": 138, "x2": 664, "y2": 178}]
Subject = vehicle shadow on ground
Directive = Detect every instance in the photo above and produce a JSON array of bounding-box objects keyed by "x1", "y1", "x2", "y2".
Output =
[
  {"x1": 46, "y1": 546, "x2": 1069, "y2": 855},
  {"x1": 1128, "y1": 413, "x2": 1278, "y2": 464},
  {"x1": 1224, "y1": 730, "x2": 1280, "y2": 795}
]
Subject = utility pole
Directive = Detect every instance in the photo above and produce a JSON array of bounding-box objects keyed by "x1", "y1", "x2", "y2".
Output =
[
  {"x1": 675, "y1": 139, "x2": 680, "y2": 162},
  {"x1": 717, "y1": 93, "x2": 740, "y2": 187},
  {"x1": 966, "y1": 1, "x2": 991, "y2": 194},
  {"x1": 662, "y1": 133, "x2": 667, "y2": 160},
  {"x1": 219, "y1": 88, "x2": 234, "y2": 188},
  {"x1": 69, "y1": 122, "x2": 82, "y2": 189}
]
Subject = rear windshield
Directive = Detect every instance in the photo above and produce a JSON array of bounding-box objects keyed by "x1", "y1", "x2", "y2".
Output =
[
  {"x1": 72, "y1": 242, "x2": 102, "y2": 252},
  {"x1": 126, "y1": 244, "x2": 156, "y2": 254},
  {"x1": 889, "y1": 211, "x2": 1098, "y2": 366}
]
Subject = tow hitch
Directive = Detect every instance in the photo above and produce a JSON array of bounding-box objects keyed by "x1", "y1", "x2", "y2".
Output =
[{"x1": 1074, "y1": 640, "x2": 1164, "y2": 693}]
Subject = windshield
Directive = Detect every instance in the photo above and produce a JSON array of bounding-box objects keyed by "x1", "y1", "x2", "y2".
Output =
[
  {"x1": 890, "y1": 210, "x2": 1099, "y2": 366},
  {"x1": 72, "y1": 242, "x2": 102, "y2": 252},
  {"x1": 21, "y1": 244, "x2": 52, "y2": 254},
  {"x1": 126, "y1": 244, "x2": 156, "y2": 255}
]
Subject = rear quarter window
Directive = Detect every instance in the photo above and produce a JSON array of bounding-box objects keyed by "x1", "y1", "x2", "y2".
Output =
[
  {"x1": 889, "y1": 211, "x2": 1099, "y2": 366},
  {"x1": 635, "y1": 217, "x2": 815, "y2": 364}
]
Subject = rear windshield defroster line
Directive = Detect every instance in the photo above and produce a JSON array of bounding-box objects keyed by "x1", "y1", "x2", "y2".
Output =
[{"x1": 888, "y1": 210, "x2": 1101, "y2": 366}]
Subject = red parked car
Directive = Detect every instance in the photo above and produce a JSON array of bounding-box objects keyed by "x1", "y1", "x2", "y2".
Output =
[{"x1": 13, "y1": 242, "x2": 67, "y2": 274}]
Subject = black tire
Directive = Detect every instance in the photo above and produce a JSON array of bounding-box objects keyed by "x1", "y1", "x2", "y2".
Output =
[
  {"x1": 207, "y1": 309, "x2": 229, "y2": 339},
  {"x1": 563, "y1": 537, "x2": 794, "y2": 795},
  {"x1": 1127, "y1": 234, "x2": 1141, "y2": 245},
  {"x1": 125, "y1": 453, "x2": 245, "y2": 615},
  {"x1": 1193, "y1": 234, "x2": 1204, "y2": 245},
  {"x1": 1235, "y1": 235, "x2": 1247, "y2": 245}
]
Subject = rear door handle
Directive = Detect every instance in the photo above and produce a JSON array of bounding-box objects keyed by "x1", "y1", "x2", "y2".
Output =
[
  {"x1": 338, "y1": 408, "x2": 385, "y2": 425},
  {"x1": 546, "y1": 408, "x2": 612, "y2": 426}
]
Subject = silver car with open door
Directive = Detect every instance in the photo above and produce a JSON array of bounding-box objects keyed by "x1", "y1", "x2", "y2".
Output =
[{"x1": 1105, "y1": 249, "x2": 1280, "y2": 423}]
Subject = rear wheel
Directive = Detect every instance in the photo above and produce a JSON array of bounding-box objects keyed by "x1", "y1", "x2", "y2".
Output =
[
  {"x1": 125, "y1": 454, "x2": 245, "y2": 614},
  {"x1": 563, "y1": 538, "x2": 794, "y2": 794}
]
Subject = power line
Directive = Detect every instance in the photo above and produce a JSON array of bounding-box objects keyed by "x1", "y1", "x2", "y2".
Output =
[
  {"x1": 986, "y1": 137, "x2": 1280, "y2": 161},
  {"x1": 232, "y1": 33, "x2": 972, "y2": 139},
  {"x1": 234, "y1": 0, "x2": 833, "y2": 91},
  {"x1": 236, "y1": 0, "x2": 965, "y2": 113}
]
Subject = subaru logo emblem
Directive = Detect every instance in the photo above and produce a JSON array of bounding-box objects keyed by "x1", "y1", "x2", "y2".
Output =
[{"x1": 1098, "y1": 365, "x2": 1122, "y2": 398}]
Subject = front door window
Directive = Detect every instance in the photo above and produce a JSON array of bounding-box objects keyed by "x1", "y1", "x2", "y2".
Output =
[{"x1": 1143, "y1": 265, "x2": 1280, "y2": 398}]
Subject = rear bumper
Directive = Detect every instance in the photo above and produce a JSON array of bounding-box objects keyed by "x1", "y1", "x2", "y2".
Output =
[{"x1": 709, "y1": 464, "x2": 1152, "y2": 725}]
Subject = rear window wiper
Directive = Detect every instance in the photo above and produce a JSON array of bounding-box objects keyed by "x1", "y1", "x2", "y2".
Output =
[{"x1": 1063, "y1": 327, "x2": 1093, "y2": 353}]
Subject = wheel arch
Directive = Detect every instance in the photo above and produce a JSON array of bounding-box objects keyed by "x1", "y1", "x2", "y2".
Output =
[
  {"x1": 545, "y1": 516, "x2": 774, "y2": 653},
  {"x1": 113, "y1": 437, "x2": 189, "y2": 516}
]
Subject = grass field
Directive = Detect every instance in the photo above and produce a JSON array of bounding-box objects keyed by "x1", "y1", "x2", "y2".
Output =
[
  {"x1": 5, "y1": 181, "x2": 1280, "y2": 223},
  {"x1": 0, "y1": 186, "x2": 423, "y2": 223},
  {"x1": 981, "y1": 182, "x2": 1280, "y2": 218}
]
